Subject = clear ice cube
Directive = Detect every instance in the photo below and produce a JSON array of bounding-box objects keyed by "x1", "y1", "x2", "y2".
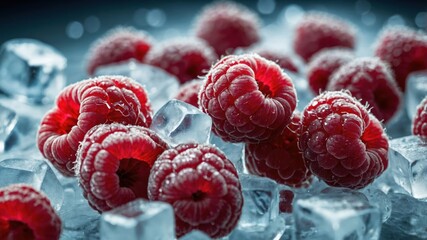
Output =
[
  {"x1": 100, "y1": 199, "x2": 175, "y2": 240},
  {"x1": 405, "y1": 70, "x2": 427, "y2": 120},
  {"x1": 294, "y1": 189, "x2": 381, "y2": 240},
  {"x1": 361, "y1": 188, "x2": 392, "y2": 223},
  {"x1": 238, "y1": 174, "x2": 279, "y2": 231},
  {"x1": 180, "y1": 230, "x2": 211, "y2": 240},
  {"x1": 95, "y1": 60, "x2": 179, "y2": 112},
  {"x1": 209, "y1": 133, "x2": 244, "y2": 173},
  {"x1": 0, "y1": 158, "x2": 64, "y2": 211},
  {"x1": 389, "y1": 136, "x2": 427, "y2": 199},
  {"x1": 150, "y1": 99, "x2": 212, "y2": 146},
  {"x1": 229, "y1": 213, "x2": 286, "y2": 240},
  {"x1": 0, "y1": 103, "x2": 17, "y2": 153},
  {"x1": 0, "y1": 38, "x2": 66, "y2": 103}
]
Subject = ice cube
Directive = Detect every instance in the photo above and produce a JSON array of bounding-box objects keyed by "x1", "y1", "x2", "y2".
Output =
[
  {"x1": 229, "y1": 213, "x2": 286, "y2": 240},
  {"x1": 389, "y1": 136, "x2": 427, "y2": 199},
  {"x1": 209, "y1": 133, "x2": 244, "y2": 173},
  {"x1": 95, "y1": 60, "x2": 179, "y2": 112},
  {"x1": 294, "y1": 189, "x2": 381, "y2": 240},
  {"x1": 0, "y1": 39, "x2": 66, "y2": 103},
  {"x1": 361, "y1": 188, "x2": 392, "y2": 222},
  {"x1": 0, "y1": 103, "x2": 17, "y2": 153},
  {"x1": 150, "y1": 99, "x2": 212, "y2": 146},
  {"x1": 180, "y1": 230, "x2": 211, "y2": 240},
  {"x1": 0, "y1": 158, "x2": 63, "y2": 211},
  {"x1": 406, "y1": 70, "x2": 427, "y2": 120},
  {"x1": 100, "y1": 199, "x2": 175, "y2": 240},
  {"x1": 287, "y1": 72, "x2": 314, "y2": 112},
  {"x1": 238, "y1": 174, "x2": 279, "y2": 231}
]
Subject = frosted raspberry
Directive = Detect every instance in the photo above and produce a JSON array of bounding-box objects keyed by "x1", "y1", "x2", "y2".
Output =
[
  {"x1": 76, "y1": 123, "x2": 168, "y2": 212},
  {"x1": 145, "y1": 38, "x2": 217, "y2": 84},
  {"x1": 148, "y1": 143, "x2": 243, "y2": 238},
  {"x1": 174, "y1": 79, "x2": 204, "y2": 107},
  {"x1": 37, "y1": 76, "x2": 152, "y2": 176},
  {"x1": 299, "y1": 91, "x2": 389, "y2": 189},
  {"x1": 412, "y1": 96, "x2": 427, "y2": 138},
  {"x1": 293, "y1": 12, "x2": 356, "y2": 62},
  {"x1": 253, "y1": 48, "x2": 299, "y2": 73},
  {"x1": 245, "y1": 113, "x2": 312, "y2": 187},
  {"x1": 193, "y1": 1, "x2": 261, "y2": 56},
  {"x1": 374, "y1": 26, "x2": 427, "y2": 91},
  {"x1": 0, "y1": 184, "x2": 61, "y2": 240},
  {"x1": 199, "y1": 54, "x2": 297, "y2": 143},
  {"x1": 86, "y1": 26, "x2": 153, "y2": 75},
  {"x1": 327, "y1": 57, "x2": 402, "y2": 123},
  {"x1": 307, "y1": 48, "x2": 355, "y2": 94}
]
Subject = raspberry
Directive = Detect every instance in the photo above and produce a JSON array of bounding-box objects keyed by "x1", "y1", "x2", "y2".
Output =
[
  {"x1": 199, "y1": 54, "x2": 297, "y2": 143},
  {"x1": 374, "y1": 26, "x2": 427, "y2": 91},
  {"x1": 412, "y1": 96, "x2": 427, "y2": 138},
  {"x1": 0, "y1": 184, "x2": 61, "y2": 240},
  {"x1": 307, "y1": 48, "x2": 354, "y2": 94},
  {"x1": 148, "y1": 143, "x2": 243, "y2": 238},
  {"x1": 299, "y1": 91, "x2": 389, "y2": 189},
  {"x1": 174, "y1": 79, "x2": 204, "y2": 107},
  {"x1": 86, "y1": 26, "x2": 153, "y2": 75},
  {"x1": 37, "y1": 76, "x2": 152, "y2": 176},
  {"x1": 76, "y1": 123, "x2": 168, "y2": 212},
  {"x1": 279, "y1": 189, "x2": 295, "y2": 213},
  {"x1": 245, "y1": 113, "x2": 312, "y2": 187},
  {"x1": 327, "y1": 57, "x2": 402, "y2": 123},
  {"x1": 193, "y1": 1, "x2": 261, "y2": 56},
  {"x1": 253, "y1": 48, "x2": 299, "y2": 73},
  {"x1": 293, "y1": 12, "x2": 356, "y2": 62},
  {"x1": 145, "y1": 38, "x2": 217, "y2": 84}
]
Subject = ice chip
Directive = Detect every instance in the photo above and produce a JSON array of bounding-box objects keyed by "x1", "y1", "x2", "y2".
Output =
[
  {"x1": 406, "y1": 70, "x2": 427, "y2": 120},
  {"x1": 0, "y1": 103, "x2": 17, "y2": 153},
  {"x1": 0, "y1": 158, "x2": 64, "y2": 211},
  {"x1": 100, "y1": 199, "x2": 174, "y2": 240},
  {"x1": 389, "y1": 136, "x2": 427, "y2": 199},
  {"x1": 238, "y1": 174, "x2": 279, "y2": 231},
  {"x1": 0, "y1": 38, "x2": 66, "y2": 103},
  {"x1": 294, "y1": 189, "x2": 381, "y2": 240},
  {"x1": 95, "y1": 60, "x2": 179, "y2": 112},
  {"x1": 150, "y1": 99, "x2": 212, "y2": 146},
  {"x1": 209, "y1": 133, "x2": 244, "y2": 173},
  {"x1": 229, "y1": 213, "x2": 287, "y2": 240},
  {"x1": 180, "y1": 230, "x2": 211, "y2": 240}
]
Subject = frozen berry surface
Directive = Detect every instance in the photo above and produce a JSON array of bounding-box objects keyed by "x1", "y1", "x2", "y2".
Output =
[
  {"x1": 299, "y1": 91, "x2": 389, "y2": 189},
  {"x1": 174, "y1": 79, "x2": 204, "y2": 107},
  {"x1": 199, "y1": 53, "x2": 297, "y2": 143},
  {"x1": 148, "y1": 143, "x2": 243, "y2": 238},
  {"x1": 412, "y1": 96, "x2": 427, "y2": 138}
]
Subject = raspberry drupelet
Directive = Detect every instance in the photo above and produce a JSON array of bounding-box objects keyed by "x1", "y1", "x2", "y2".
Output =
[
  {"x1": 199, "y1": 54, "x2": 297, "y2": 143},
  {"x1": 299, "y1": 91, "x2": 389, "y2": 189},
  {"x1": 86, "y1": 26, "x2": 153, "y2": 75},
  {"x1": 412, "y1": 96, "x2": 427, "y2": 138},
  {"x1": 293, "y1": 12, "x2": 356, "y2": 62},
  {"x1": 174, "y1": 79, "x2": 204, "y2": 107},
  {"x1": 37, "y1": 76, "x2": 152, "y2": 176},
  {"x1": 148, "y1": 143, "x2": 243, "y2": 238}
]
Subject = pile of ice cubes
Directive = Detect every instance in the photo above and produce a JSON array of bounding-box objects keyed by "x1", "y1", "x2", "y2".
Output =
[{"x1": 1, "y1": 31, "x2": 427, "y2": 240}]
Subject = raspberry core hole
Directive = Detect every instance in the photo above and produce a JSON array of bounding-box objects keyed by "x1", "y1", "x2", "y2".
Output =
[
  {"x1": 60, "y1": 114, "x2": 78, "y2": 134},
  {"x1": 117, "y1": 158, "x2": 151, "y2": 198},
  {"x1": 191, "y1": 190, "x2": 206, "y2": 202},
  {"x1": 256, "y1": 80, "x2": 273, "y2": 97},
  {"x1": 6, "y1": 220, "x2": 35, "y2": 240}
]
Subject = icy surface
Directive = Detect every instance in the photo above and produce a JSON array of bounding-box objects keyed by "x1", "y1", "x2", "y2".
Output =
[
  {"x1": 95, "y1": 60, "x2": 179, "y2": 112},
  {"x1": 228, "y1": 213, "x2": 286, "y2": 240},
  {"x1": 361, "y1": 187, "x2": 392, "y2": 223},
  {"x1": 238, "y1": 174, "x2": 279, "y2": 231},
  {"x1": 389, "y1": 136, "x2": 427, "y2": 199},
  {"x1": 209, "y1": 133, "x2": 244, "y2": 173},
  {"x1": 150, "y1": 99, "x2": 212, "y2": 146},
  {"x1": 0, "y1": 38, "x2": 66, "y2": 103},
  {"x1": 294, "y1": 189, "x2": 381, "y2": 240},
  {"x1": 0, "y1": 103, "x2": 17, "y2": 153},
  {"x1": 0, "y1": 158, "x2": 63, "y2": 210},
  {"x1": 100, "y1": 199, "x2": 174, "y2": 240},
  {"x1": 406, "y1": 70, "x2": 427, "y2": 120},
  {"x1": 180, "y1": 230, "x2": 211, "y2": 240}
]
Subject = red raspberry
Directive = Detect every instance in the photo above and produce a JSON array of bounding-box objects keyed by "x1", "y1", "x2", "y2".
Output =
[
  {"x1": 245, "y1": 113, "x2": 312, "y2": 187},
  {"x1": 279, "y1": 189, "x2": 295, "y2": 213},
  {"x1": 327, "y1": 57, "x2": 402, "y2": 123},
  {"x1": 412, "y1": 96, "x2": 427, "y2": 138},
  {"x1": 293, "y1": 12, "x2": 356, "y2": 62},
  {"x1": 76, "y1": 123, "x2": 168, "y2": 212},
  {"x1": 86, "y1": 26, "x2": 153, "y2": 75},
  {"x1": 37, "y1": 76, "x2": 152, "y2": 176},
  {"x1": 199, "y1": 54, "x2": 297, "y2": 143},
  {"x1": 148, "y1": 143, "x2": 243, "y2": 238},
  {"x1": 145, "y1": 38, "x2": 217, "y2": 84},
  {"x1": 307, "y1": 48, "x2": 355, "y2": 94},
  {"x1": 253, "y1": 48, "x2": 299, "y2": 73},
  {"x1": 374, "y1": 26, "x2": 427, "y2": 91},
  {"x1": 299, "y1": 91, "x2": 389, "y2": 189},
  {"x1": 0, "y1": 184, "x2": 61, "y2": 240},
  {"x1": 174, "y1": 79, "x2": 203, "y2": 107},
  {"x1": 193, "y1": 1, "x2": 261, "y2": 56}
]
